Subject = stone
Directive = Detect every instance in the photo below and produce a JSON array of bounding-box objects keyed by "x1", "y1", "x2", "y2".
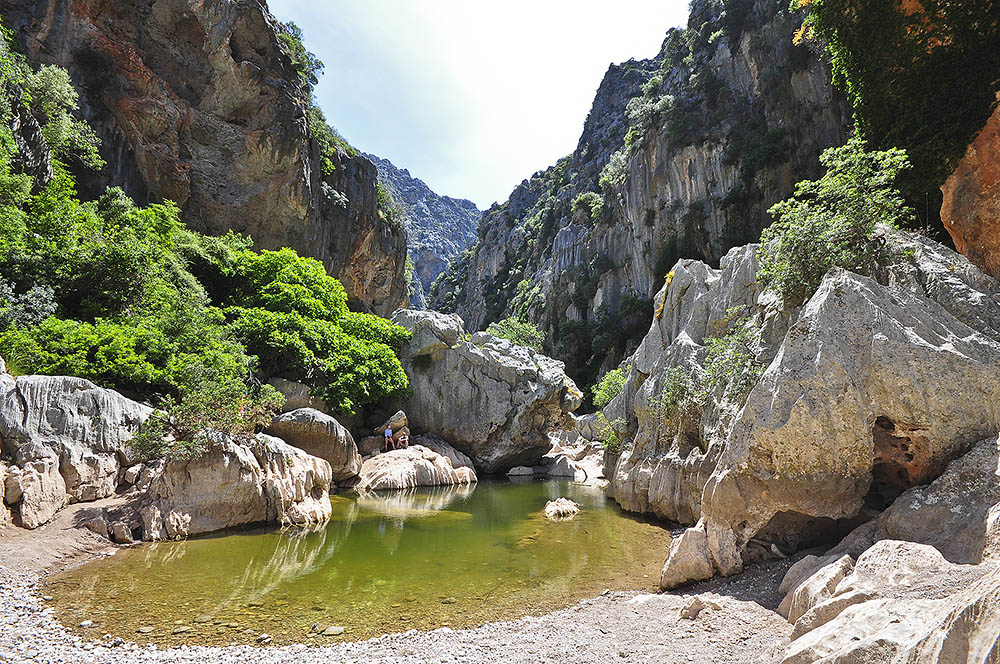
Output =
[
  {"x1": 376, "y1": 410, "x2": 409, "y2": 435},
  {"x1": 358, "y1": 435, "x2": 387, "y2": 457},
  {"x1": 138, "y1": 432, "x2": 331, "y2": 540},
  {"x1": 0, "y1": 375, "x2": 152, "y2": 505},
  {"x1": 267, "y1": 378, "x2": 327, "y2": 413},
  {"x1": 0, "y1": 0, "x2": 407, "y2": 314},
  {"x1": 357, "y1": 445, "x2": 476, "y2": 492},
  {"x1": 5, "y1": 450, "x2": 67, "y2": 529},
  {"x1": 659, "y1": 521, "x2": 715, "y2": 590},
  {"x1": 941, "y1": 100, "x2": 1000, "y2": 280},
  {"x1": 412, "y1": 434, "x2": 475, "y2": 470},
  {"x1": 392, "y1": 310, "x2": 581, "y2": 473},
  {"x1": 544, "y1": 498, "x2": 580, "y2": 521},
  {"x1": 872, "y1": 434, "x2": 1000, "y2": 564},
  {"x1": 507, "y1": 466, "x2": 534, "y2": 476},
  {"x1": 0, "y1": 462, "x2": 9, "y2": 527},
  {"x1": 108, "y1": 521, "x2": 133, "y2": 544},
  {"x1": 321, "y1": 625, "x2": 345, "y2": 636},
  {"x1": 781, "y1": 555, "x2": 854, "y2": 623},
  {"x1": 679, "y1": 596, "x2": 720, "y2": 620},
  {"x1": 658, "y1": 230, "x2": 1000, "y2": 585},
  {"x1": 137, "y1": 627, "x2": 155, "y2": 634},
  {"x1": 81, "y1": 516, "x2": 109, "y2": 539},
  {"x1": 780, "y1": 541, "x2": 1000, "y2": 664},
  {"x1": 265, "y1": 408, "x2": 361, "y2": 482},
  {"x1": 778, "y1": 554, "x2": 843, "y2": 598},
  {"x1": 122, "y1": 465, "x2": 142, "y2": 487}
]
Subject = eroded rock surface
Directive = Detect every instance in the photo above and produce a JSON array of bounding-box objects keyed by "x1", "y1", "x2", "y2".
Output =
[
  {"x1": 392, "y1": 310, "x2": 582, "y2": 472},
  {"x1": 544, "y1": 498, "x2": 581, "y2": 521},
  {"x1": 941, "y1": 100, "x2": 1000, "y2": 280},
  {"x1": 138, "y1": 433, "x2": 331, "y2": 540},
  {"x1": 265, "y1": 408, "x2": 361, "y2": 483},
  {"x1": 0, "y1": 376, "x2": 151, "y2": 523},
  {"x1": 357, "y1": 445, "x2": 476, "y2": 492}
]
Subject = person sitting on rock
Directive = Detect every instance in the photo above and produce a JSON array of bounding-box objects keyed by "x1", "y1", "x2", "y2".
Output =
[
  {"x1": 383, "y1": 426, "x2": 393, "y2": 452},
  {"x1": 397, "y1": 432, "x2": 409, "y2": 449}
]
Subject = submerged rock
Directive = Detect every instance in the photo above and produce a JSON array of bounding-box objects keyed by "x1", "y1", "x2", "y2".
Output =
[
  {"x1": 544, "y1": 498, "x2": 580, "y2": 521},
  {"x1": 265, "y1": 408, "x2": 361, "y2": 483},
  {"x1": 357, "y1": 445, "x2": 476, "y2": 492},
  {"x1": 391, "y1": 310, "x2": 581, "y2": 473}
]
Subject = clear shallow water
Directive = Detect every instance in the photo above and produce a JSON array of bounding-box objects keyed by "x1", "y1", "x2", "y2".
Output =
[{"x1": 46, "y1": 480, "x2": 671, "y2": 646}]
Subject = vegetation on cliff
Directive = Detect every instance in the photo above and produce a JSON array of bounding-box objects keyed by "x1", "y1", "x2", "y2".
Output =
[{"x1": 0, "y1": 36, "x2": 410, "y2": 428}]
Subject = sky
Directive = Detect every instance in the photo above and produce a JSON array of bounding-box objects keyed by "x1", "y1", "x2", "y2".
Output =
[{"x1": 268, "y1": 1, "x2": 690, "y2": 209}]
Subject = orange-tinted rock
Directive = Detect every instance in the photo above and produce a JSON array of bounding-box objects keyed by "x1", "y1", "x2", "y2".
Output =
[
  {"x1": 1, "y1": 0, "x2": 407, "y2": 314},
  {"x1": 941, "y1": 99, "x2": 1000, "y2": 280}
]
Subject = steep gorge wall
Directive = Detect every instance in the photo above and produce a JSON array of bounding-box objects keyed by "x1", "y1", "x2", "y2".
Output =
[
  {"x1": 432, "y1": 0, "x2": 848, "y2": 390},
  {"x1": 0, "y1": 0, "x2": 407, "y2": 314},
  {"x1": 367, "y1": 154, "x2": 480, "y2": 308}
]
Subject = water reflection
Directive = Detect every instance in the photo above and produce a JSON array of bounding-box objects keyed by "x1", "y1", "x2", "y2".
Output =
[{"x1": 47, "y1": 480, "x2": 671, "y2": 646}]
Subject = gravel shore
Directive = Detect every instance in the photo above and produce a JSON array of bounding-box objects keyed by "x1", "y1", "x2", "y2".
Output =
[{"x1": 2, "y1": 505, "x2": 793, "y2": 664}]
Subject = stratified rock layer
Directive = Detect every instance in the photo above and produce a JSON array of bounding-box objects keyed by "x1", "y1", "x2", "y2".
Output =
[
  {"x1": 941, "y1": 100, "x2": 1000, "y2": 280},
  {"x1": 391, "y1": 310, "x2": 582, "y2": 473}
]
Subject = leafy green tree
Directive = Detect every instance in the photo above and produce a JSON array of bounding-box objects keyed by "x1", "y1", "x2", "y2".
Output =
[
  {"x1": 794, "y1": 0, "x2": 1000, "y2": 226},
  {"x1": 22, "y1": 64, "x2": 103, "y2": 169},
  {"x1": 757, "y1": 136, "x2": 915, "y2": 305},
  {"x1": 276, "y1": 21, "x2": 324, "y2": 94},
  {"x1": 592, "y1": 366, "x2": 627, "y2": 409},
  {"x1": 486, "y1": 317, "x2": 545, "y2": 352}
]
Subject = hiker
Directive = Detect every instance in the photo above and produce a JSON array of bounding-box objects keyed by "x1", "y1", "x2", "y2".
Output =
[
  {"x1": 384, "y1": 426, "x2": 393, "y2": 452},
  {"x1": 398, "y1": 431, "x2": 409, "y2": 449}
]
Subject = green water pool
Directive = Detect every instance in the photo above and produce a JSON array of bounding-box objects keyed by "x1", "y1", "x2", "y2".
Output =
[{"x1": 45, "y1": 479, "x2": 672, "y2": 645}]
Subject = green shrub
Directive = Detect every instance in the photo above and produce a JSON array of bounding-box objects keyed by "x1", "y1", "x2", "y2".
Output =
[
  {"x1": 485, "y1": 317, "x2": 545, "y2": 352},
  {"x1": 758, "y1": 136, "x2": 915, "y2": 305},
  {"x1": 276, "y1": 21, "x2": 324, "y2": 94},
  {"x1": 592, "y1": 365, "x2": 627, "y2": 409},
  {"x1": 596, "y1": 412, "x2": 628, "y2": 455},
  {"x1": 131, "y1": 373, "x2": 284, "y2": 461},
  {"x1": 598, "y1": 149, "x2": 628, "y2": 194},
  {"x1": 571, "y1": 191, "x2": 605, "y2": 222},
  {"x1": 702, "y1": 314, "x2": 764, "y2": 405}
]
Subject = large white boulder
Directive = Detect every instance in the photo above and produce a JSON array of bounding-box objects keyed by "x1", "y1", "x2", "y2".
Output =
[
  {"x1": 265, "y1": 408, "x2": 361, "y2": 483},
  {"x1": 0, "y1": 375, "x2": 151, "y2": 506},
  {"x1": 139, "y1": 433, "x2": 331, "y2": 540},
  {"x1": 357, "y1": 445, "x2": 476, "y2": 492},
  {"x1": 3, "y1": 447, "x2": 67, "y2": 529},
  {"x1": 391, "y1": 309, "x2": 581, "y2": 472}
]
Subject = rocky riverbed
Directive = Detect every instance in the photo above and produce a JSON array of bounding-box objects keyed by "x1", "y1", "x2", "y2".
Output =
[{"x1": 1, "y1": 525, "x2": 794, "y2": 664}]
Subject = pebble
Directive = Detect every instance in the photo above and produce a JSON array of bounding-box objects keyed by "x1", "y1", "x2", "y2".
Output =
[
  {"x1": 137, "y1": 627, "x2": 155, "y2": 634},
  {"x1": 171, "y1": 626, "x2": 191, "y2": 635},
  {"x1": 322, "y1": 626, "x2": 345, "y2": 636},
  {"x1": 79, "y1": 620, "x2": 93, "y2": 628}
]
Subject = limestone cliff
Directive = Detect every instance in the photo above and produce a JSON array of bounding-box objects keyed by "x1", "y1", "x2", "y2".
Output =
[
  {"x1": 366, "y1": 154, "x2": 480, "y2": 308},
  {"x1": 0, "y1": 0, "x2": 407, "y2": 314},
  {"x1": 431, "y1": 0, "x2": 847, "y2": 391}
]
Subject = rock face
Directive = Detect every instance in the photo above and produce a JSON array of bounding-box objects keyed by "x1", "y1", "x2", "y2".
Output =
[
  {"x1": 941, "y1": 100, "x2": 1000, "y2": 280},
  {"x1": 0, "y1": 375, "x2": 151, "y2": 524},
  {"x1": 779, "y1": 541, "x2": 1000, "y2": 664},
  {"x1": 596, "y1": 227, "x2": 1000, "y2": 587},
  {"x1": 265, "y1": 408, "x2": 361, "y2": 483},
  {"x1": 3, "y1": 453, "x2": 67, "y2": 530},
  {"x1": 431, "y1": 0, "x2": 846, "y2": 387},
  {"x1": 391, "y1": 309, "x2": 582, "y2": 473},
  {"x1": 0, "y1": 0, "x2": 407, "y2": 314},
  {"x1": 357, "y1": 445, "x2": 476, "y2": 492},
  {"x1": 366, "y1": 154, "x2": 481, "y2": 307},
  {"x1": 140, "y1": 433, "x2": 332, "y2": 540},
  {"x1": 0, "y1": 462, "x2": 8, "y2": 527}
]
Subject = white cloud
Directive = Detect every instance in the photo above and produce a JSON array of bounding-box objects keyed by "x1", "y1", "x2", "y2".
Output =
[{"x1": 269, "y1": 0, "x2": 689, "y2": 207}]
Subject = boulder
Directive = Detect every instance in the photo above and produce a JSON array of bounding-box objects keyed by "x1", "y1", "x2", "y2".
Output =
[
  {"x1": 657, "y1": 231, "x2": 1000, "y2": 586},
  {"x1": 265, "y1": 408, "x2": 361, "y2": 482},
  {"x1": 358, "y1": 435, "x2": 387, "y2": 457},
  {"x1": 4, "y1": 449, "x2": 67, "y2": 529},
  {"x1": 267, "y1": 378, "x2": 327, "y2": 413},
  {"x1": 780, "y1": 540, "x2": 1000, "y2": 664},
  {"x1": 659, "y1": 520, "x2": 716, "y2": 589},
  {"x1": 544, "y1": 498, "x2": 580, "y2": 521},
  {"x1": 941, "y1": 100, "x2": 1000, "y2": 280},
  {"x1": 139, "y1": 433, "x2": 331, "y2": 540},
  {"x1": 0, "y1": 462, "x2": 9, "y2": 527},
  {"x1": 391, "y1": 310, "x2": 581, "y2": 472},
  {"x1": 780, "y1": 555, "x2": 854, "y2": 622},
  {"x1": 507, "y1": 466, "x2": 534, "y2": 477},
  {"x1": 357, "y1": 445, "x2": 476, "y2": 492},
  {"x1": 412, "y1": 433, "x2": 475, "y2": 470},
  {"x1": 871, "y1": 434, "x2": 1000, "y2": 564},
  {"x1": 377, "y1": 410, "x2": 409, "y2": 435},
  {"x1": 0, "y1": 375, "x2": 152, "y2": 504}
]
